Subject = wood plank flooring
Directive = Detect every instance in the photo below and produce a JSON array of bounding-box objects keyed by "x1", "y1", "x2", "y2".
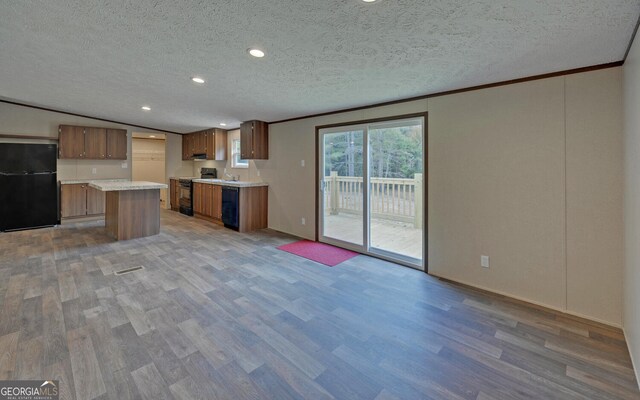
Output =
[{"x1": 0, "y1": 210, "x2": 638, "y2": 400}]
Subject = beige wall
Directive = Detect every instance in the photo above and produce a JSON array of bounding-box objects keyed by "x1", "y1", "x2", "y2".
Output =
[
  {"x1": 266, "y1": 68, "x2": 623, "y2": 326},
  {"x1": 624, "y1": 35, "x2": 640, "y2": 381},
  {"x1": 132, "y1": 138, "x2": 168, "y2": 207},
  {"x1": 0, "y1": 102, "x2": 166, "y2": 181},
  {"x1": 428, "y1": 77, "x2": 568, "y2": 309},
  {"x1": 0, "y1": 103, "x2": 191, "y2": 213},
  {"x1": 566, "y1": 70, "x2": 623, "y2": 324},
  {"x1": 165, "y1": 132, "x2": 193, "y2": 180}
]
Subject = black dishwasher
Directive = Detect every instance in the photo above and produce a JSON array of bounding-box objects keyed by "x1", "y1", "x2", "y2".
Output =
[{"x1": 221, "y1": 186, "x2": 239, "y2": 230}]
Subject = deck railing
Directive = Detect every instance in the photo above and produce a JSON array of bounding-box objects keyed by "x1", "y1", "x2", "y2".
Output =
[{"x1": 323, "y1": 172, "x2": 423, "y2": 228}]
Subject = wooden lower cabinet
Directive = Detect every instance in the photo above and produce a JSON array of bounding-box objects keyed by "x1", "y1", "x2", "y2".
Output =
[
  {"x1": 212, "y1": 185, "x2": 222, "y2": 221},
  {"x1": 193, "y1": 183, "x2": 223, "y2": 223},
  {"x1": 238, "y1": 186, "x2": 268, "y2": 232},
  {"x1": 87, "y1": 186, "x2": 106, "y2": 215},
  {"x1": 61, "y1": 184, "x2": 87, "y2": 218},
  {"x1": 170, "y1": 179, "x2": 179, "y2": 211},
  {"x1": 193, "y1": 183, "x2": 266, "y2": 231},
  {"x1": 61, "y1": 183, "x2": 105, "y2": 218}
]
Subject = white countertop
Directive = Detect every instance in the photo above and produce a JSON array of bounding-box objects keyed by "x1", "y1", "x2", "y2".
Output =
[
  {"x1": 89, "y1": 181, "x2": 168, "y2": 191},
  {"x1": 169, "y1": 176, "x2": 198, "y2": 180},
  {"x1": 60, "y1": 179, "x2": 129, "y2": 185},
  {"x1": 192, "y1": 179, "x2": 268, "y2": 188}
]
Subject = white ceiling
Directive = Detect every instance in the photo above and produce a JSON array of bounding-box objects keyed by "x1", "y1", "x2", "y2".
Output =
[{"x1": 0, "y1": 1, "x2": 638, "y2": 133}]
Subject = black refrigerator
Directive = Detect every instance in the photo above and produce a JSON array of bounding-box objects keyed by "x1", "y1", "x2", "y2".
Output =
[{"x1": 0, "y1": 143, "x2": 58, "y2": 232}]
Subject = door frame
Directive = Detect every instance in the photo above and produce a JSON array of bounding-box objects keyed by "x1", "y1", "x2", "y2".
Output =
[{"x1": 315, "y1": 112, "x2": 428, "y2": 272}]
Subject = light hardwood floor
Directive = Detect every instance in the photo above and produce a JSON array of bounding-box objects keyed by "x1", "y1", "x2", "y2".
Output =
[{"x1": 0, "y1": 210, "x2": 638, "y2": 400}]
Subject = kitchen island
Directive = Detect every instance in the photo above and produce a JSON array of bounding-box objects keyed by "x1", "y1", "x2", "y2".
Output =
[{"x1": 89, "y1": 181, "x2": 168, "y2": 240}]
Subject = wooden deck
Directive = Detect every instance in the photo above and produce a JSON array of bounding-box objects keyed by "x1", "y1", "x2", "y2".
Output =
[{"x1": 323, "y1": 213, "x2": 423, "y2": 260}]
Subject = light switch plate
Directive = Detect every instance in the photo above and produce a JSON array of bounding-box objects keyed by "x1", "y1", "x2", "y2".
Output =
[
  {"x1": 481, "y1": 255, "x2": 490, "y2": 268},
  {"x1": 92, "y1": 168, "x2": 97, "y2": 174},
  {"x1": 301, "y1": 160, "x2": 305, "y2": 167}
]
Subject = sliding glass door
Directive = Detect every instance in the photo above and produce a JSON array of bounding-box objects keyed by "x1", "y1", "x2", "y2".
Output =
[
  {"x1": 319, "y1": 126, "x2": 366, "y2": 247},
  {"x1": 318, "y1": 115, "x2": 425, "y2": 269}
]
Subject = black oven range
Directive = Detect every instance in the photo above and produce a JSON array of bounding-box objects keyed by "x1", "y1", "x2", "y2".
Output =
[{"x1": 178, "y1": 168, "x2": 217, "y2": 216}]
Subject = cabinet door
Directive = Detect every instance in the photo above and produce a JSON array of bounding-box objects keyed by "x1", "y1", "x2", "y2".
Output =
[
  {"x1": 252, "y1": 121, "x2": 269, "y2": 159},
  {"x1": 194, "y1": 132, "x2": 207, "y2": 155},
  {"x1": 58, "y1": 125, "x2": 85, "y2": 159},
  {"x1": 212, "y1": 185, "x2": 222, "y2": 220},
  {"x1": 183, "y1": 134, "x2": 196, "y2": 159},
  {"x1": 193, "y1": 183, "x2": 204, "y2": 214},
  {"x1": 170, "y1": 180, "x2": 178, "y2": 210},
  {"x1": 240, "y1": 122, "x2": 253, "y2": 160},
  {"x1": 182, "y1": 135, "x2": 190, "y2": 160},
  {"x1": 84, "y1": 127, "x2": 107, "y2": 159},
  {"x1": 86, "y1": 186, "x2": 105, "y2": 215},
  {"x1": 106, "y1": 129, "x2": 127, "y2": 159},
  {"x1": 204, "y1": 184, "x2": 214, "y2": 217},
  {"x1": 206, "y1": 130, "x2": 215, "y2": 160},
  {"x1": 60, "y1": 184, "x2": 87, "y2": 218}
]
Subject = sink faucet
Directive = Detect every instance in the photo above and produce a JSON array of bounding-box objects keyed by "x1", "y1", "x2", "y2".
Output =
[{"x1": 224, "y1": 173, "x2": 238, "y2": 181}]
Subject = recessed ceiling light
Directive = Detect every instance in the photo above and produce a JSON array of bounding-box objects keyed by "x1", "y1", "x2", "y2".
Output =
[
  {"x1": 220, "y1": 123, "x2": 227, "y2": 126},
  {"x1": 149, "y1": 135, "x2": 156, "y2": 138},
  {"x1": 191, "y1": 77, "x2": 205, "y2": 84},
  {"x1": 141, "y1": 106, "x2": 151, "y2": 111},
  {"x1": 248, "y1": 48, "x2": 265, "y2": 58}
]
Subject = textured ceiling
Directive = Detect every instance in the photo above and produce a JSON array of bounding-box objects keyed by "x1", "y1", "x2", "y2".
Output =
[{"x1": 0, "y1": 0, "x2": 638, "y2": 133}]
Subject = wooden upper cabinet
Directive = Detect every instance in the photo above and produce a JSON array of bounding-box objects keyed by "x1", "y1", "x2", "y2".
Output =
[
  {"x1": 84, "y1": 127, "x2": 107, "y2": 159},
  {"x1": 240, "y1": 120, "x2": 268, "y2": 159},
  {"x1": 205, "y1": 129, "x2": 227, "y2": 161},
  {"x1": 59, "y1": 125, "x2": 86, "y2": 159},
  {"x1": 106, "y1": 129, "x2": 127, "y2": 159},
  {"x1": 182, "y1": 129, "x2": 227, "y2": 161},
  {"x1": 194, "y1": 131, "x2": 207, "y2": 155},
  {"x1": 240, "y1": 122, "x2": 252, "y2": 160},
  {"x1": 58, "y1": 125, "x2": 127, "y2": 160},
  {"x1": 182, "y1": 134, "x2": 190, "y2": 160},
  {"x1": 182, "y1": 133, "x2": 196, "y2": 160}
]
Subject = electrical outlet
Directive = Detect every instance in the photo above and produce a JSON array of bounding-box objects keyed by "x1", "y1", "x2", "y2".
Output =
[
  {"x1": 301, "y1": 217, "x2": 306, "y2": 225},
  {"x1": 256, "y1": 170, "x2": 260, "y2": 177},
  {"x1": 481, "y1": 255, "x2": 490, "y2": 268},
  {"x1": 92, "y1": 168, "x2": 97, "y2": 174},
  {"x1": 121, "y1": 162, "x2": 128, "y2": 169},
  {"x1": 224, "y1": 168, "x2": 227, "y2": 174},
  {"x1": 301, "y1": 160, "x2": 305, "y2": 167}
]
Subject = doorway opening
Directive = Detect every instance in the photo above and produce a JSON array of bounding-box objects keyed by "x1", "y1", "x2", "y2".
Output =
[
  {"x1": 317, "y1": 113, "x2": 426, "y2": 270},
  {"x1": 131, "y1": 133, "x2": 168, "y2": 208}
]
